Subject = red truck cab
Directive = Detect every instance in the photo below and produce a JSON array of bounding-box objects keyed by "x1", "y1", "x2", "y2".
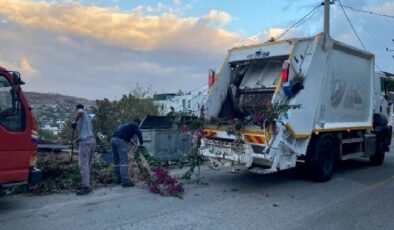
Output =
[{"x1": 0, "y1": 67, "x2": 41, "y2": 190}]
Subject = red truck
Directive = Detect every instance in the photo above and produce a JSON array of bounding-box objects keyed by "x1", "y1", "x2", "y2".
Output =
[{"x1": 0, "y1": 67, "x2": 41, "y2": 192}]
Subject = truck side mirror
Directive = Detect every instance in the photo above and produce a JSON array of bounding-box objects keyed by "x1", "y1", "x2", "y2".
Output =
[{"x1": 12, "y1": 72, "x2": 25, "y2": 85}]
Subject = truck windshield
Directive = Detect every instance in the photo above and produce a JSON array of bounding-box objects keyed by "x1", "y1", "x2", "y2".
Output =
[
  {"x1": 0, "y1": 75, "x2": 25, "y2": 132},
  {"x1": 0, "y1": 76, "x2": 13, "y2": 111}
]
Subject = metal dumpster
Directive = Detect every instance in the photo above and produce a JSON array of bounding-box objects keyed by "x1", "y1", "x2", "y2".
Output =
[{"x1": 140, "y1": 116, "x2": 193, "y2": 162}]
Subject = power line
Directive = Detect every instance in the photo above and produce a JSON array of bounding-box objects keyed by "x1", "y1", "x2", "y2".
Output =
[
  {"x1": 337, "y1": 0, "x2": 383, "y2": 71},
  {"x1": 274, "y1": 3, "x2": 322, "y2": 40},
  {"x1": 339, "y1": 4, "x2": 394, "y2": 20},
  {"x1": 384, "y1": 18, "x2": 394, "y2": 35},
  {"x1": 337, "y1": 0, "x2": 367, "y2": 51},
  {"x1": 189, "y1": 82, "x2": 208, "y2": 94},
  {"x1": 174, "y1": 87, "x2": 209, "y2": 111}
]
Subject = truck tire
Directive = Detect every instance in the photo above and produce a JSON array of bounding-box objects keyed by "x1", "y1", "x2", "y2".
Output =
[
  {"x1": 370, "y1": 141, "x2": 385, "y2": 166},
  {"x1": 306, "y1": 134, "x2": 337, "y2": 182}
]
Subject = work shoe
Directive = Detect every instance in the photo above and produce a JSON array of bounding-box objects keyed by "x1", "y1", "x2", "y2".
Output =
[
  {"x1": 76, "y1": 187, "x2": 91, "y2": 195},
  {"x1": 122, "y1": 182, "x2": 135, "y2": 188}
]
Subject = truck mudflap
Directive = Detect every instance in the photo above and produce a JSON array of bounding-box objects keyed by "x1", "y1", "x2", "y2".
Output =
[{"x1": 28, "y1": 167, "x2": 42, "y2": 186}]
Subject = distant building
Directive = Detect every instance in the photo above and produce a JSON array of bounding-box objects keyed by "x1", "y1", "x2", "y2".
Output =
[
  {"x1": 56, "y1": 120, "x2": 65, "y2": 130},
  {"x1": 154, "y1": 91, "x2": 207, "y2": 116},
  {"x1": 40, "y1": 124, "x2": 61, "y2": 135}
]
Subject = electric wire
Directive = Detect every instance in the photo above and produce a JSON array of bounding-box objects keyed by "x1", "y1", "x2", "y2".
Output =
[
  {"x1": 189, "y1": 82, "x2": 208, "y2": 94},
  {"x1": 337, "y1": 0, "x2": 383, "y2": 71},
  {"x1": 173, "y1": 87, "x2": 209, "y2": 112},
  {"x1": 337, "y1": 0, "x2": 367, "y2": 50},
  {"x1": 274, "y1": 3, "x2": 322, "y2": 40},
  {"x1": 339, "y1": 4, "x2": 394, "y2": 20}
]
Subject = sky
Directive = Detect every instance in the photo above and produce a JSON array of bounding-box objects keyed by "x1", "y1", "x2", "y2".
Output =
[{"x1": 0, "y1": 0, "x2": 393, "y2": 100}]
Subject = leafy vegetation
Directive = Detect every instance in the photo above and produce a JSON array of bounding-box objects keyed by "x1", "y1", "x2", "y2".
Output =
[
  {"x1": 134, "y1": 146, "x2": 184, "y2": 198},
  {"x1": 29, "y1": 154, "x2": 116, "y2": 194},
  {"x1": 57, "y1": 87, "x2": 160, "y2": 143},
  {"x1": 92, "y1": 87, "x2": 160, "y2": 141}
]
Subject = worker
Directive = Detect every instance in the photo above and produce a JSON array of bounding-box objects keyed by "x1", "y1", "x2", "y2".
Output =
[
  {"x1": 167, "y1": 106, "x2": 176, "y2": 116},
  {"x1": 71, "y1": 104, "x2": 96, "y2": 195},
  {"x1": 110, "y1": 118, "x2": 144, "y2": 187}
]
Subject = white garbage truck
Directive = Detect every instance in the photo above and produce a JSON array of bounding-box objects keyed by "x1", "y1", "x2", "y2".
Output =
[{"x1": 199, "y1": 33, "x2": 392, "y2": 181}]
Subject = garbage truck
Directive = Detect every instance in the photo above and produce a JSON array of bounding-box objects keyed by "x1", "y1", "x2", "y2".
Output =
[{"x1": 199, "y1": 33, "x2": 392, "y2": 182}]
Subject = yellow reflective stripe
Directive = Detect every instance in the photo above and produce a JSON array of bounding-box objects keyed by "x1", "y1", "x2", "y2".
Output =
[
  {"x1": 285, "y1": 123, "x2": 311, "y2": 139},
  {"x1": 265, "y1": 126, "x2": 271, "y2": 142},
  {"x1": 274, "y1": 41, "x2": 297, "y2": 96},
  {"x1": 274, "y1": 73, "x2": 283, "y2": 95},
  {"x1": 313, "y1": 126, "x2": 373, "y2": 133},
  {"x1": 243, "y1": 135, "x2": 265, "y2": 144},
  {"x1": 208, "y1": 53, "x2": 230, "y2": 97},
  {"x1": 204, "y1": 127, "x2": 266, "y2": 136},
  {"x1": 243, "y1": 130, "x2": 265, "y2": 135}
]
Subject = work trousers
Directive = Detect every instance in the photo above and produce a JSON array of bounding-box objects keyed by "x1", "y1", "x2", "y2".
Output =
[
  {"x1": 110, "y1": 137, "x2": 130, "y2": 184},
  {"x1": 78, "y1": 137, "x2": 96, "y2": 188}
]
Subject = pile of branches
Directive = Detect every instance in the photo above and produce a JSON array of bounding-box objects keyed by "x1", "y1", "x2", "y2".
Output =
[
  {"x1": 133, "y1": 146, "x2": 184, "y2": 198},
  {"x1": 30, "y1": 154, "x2": 116, "y2": 194}
]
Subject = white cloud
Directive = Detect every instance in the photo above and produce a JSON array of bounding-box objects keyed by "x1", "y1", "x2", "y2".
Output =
[
  {"x1": 0, "y1": 0, "x2": 242, "y2": 54},
  {"x1": 172, "y1": 0, "x2": 181, "y2": 5},
  {"x1": 0, "y1": 54, "x2": 38, "y2": 82},
  {"x1": 0, "y1": 54, "x2": 18, "y2": 71},
  {"x1": 20, "y1": 58, "x2": 38, "y2": 78},
  {"x1": 3, "y1": 0, "x2": 365, "y2": 100}
]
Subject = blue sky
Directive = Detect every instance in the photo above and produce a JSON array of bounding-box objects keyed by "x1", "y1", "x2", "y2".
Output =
[
  {"x1": 74, "y1": 0, "x2": 319, "y2": 35},
  {"x1": 0, "y1": 0, "x2": 393, "y2": 99}
]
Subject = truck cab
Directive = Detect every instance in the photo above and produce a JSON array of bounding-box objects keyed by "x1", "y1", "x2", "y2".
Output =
[{"x1": 0, "y1": 67, "x2": 41, "y2": 191}]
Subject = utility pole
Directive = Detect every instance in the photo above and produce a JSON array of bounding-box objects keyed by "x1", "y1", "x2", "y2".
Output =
[
  {"x1": 323, "y1": 0, "x2": 334, "y2": 51},
  {"x1": 324, "y1": 0, "x2": 330, "y2": 36},
  {"x1": 387, "y1": 39, "x2": 394, "y2": 60}
]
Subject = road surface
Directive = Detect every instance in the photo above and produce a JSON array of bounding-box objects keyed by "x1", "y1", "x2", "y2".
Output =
[{"x1": 2, "y1": 152, "x2": 394, "y2": 230}]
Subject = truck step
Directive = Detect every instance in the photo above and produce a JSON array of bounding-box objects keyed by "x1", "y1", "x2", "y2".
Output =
[
  {"x1": 341, "y1": 137, "x2": 364, "y2": 144},
  {"x1": 341, "y1": 152, "x2": 365, "y2": 161}
]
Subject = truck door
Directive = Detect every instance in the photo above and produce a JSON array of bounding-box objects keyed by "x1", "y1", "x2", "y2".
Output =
[{"x1": 0, "y1": 74, "x2": 29, "y2": 184}]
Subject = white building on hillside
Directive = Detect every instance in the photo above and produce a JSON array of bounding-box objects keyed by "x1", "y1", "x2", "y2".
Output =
[{"x1": 154, "y1": 91, "x2": 207, "y2": 116}]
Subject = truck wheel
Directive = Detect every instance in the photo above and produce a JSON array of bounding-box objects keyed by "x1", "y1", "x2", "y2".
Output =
[
  {"x1": 370, "y1": 141, "x2": 385, "y2": 166},
  {"x1": 306, "y1": 134, "x2": 337, "y2": 182}
]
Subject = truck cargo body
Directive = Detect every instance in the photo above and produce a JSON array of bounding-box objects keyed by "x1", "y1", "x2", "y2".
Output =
[{"x1": 200, "y1": 34, "x2": 391, "y2": 181}]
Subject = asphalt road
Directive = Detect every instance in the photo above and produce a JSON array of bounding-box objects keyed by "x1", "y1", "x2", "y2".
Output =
[{"x1": 2, "y1": 152, "x2": 394, "y2": 230}]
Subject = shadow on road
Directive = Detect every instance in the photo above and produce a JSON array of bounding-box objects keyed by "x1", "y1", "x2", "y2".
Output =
[
  {"x1": 0, "y1": 197, "x2": 20, "y2": 214},
  {"x1": 200, "y1": 156, "x2": 394, "y2": 192}
]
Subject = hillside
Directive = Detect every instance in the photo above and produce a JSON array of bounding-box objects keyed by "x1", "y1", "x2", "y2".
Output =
[
  {"x1": 25, "y1": 92, "x2": 94, "y2": 108},
  {"x1": 25, "y1": 92, "x2": 95, "y2": 131}
]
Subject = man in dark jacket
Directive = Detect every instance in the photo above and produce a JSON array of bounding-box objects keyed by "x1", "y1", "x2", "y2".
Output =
[{"x1": 110, "y1": 118, "x2": 143, "y2": 187}]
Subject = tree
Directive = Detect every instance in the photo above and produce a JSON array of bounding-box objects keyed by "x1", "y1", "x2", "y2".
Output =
[
  {"x1": 91, "y1": 98, "x2": 119, "y2": 141},
  {"x1": 58, "y1": 119, "x2": 74, "y2": 143},
  {"x1": 92, "y1": 87, "x2": 160, "y2": 141},
  {"x1": 38, "y1": 128, "x2": 56, "y2": 143}
]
